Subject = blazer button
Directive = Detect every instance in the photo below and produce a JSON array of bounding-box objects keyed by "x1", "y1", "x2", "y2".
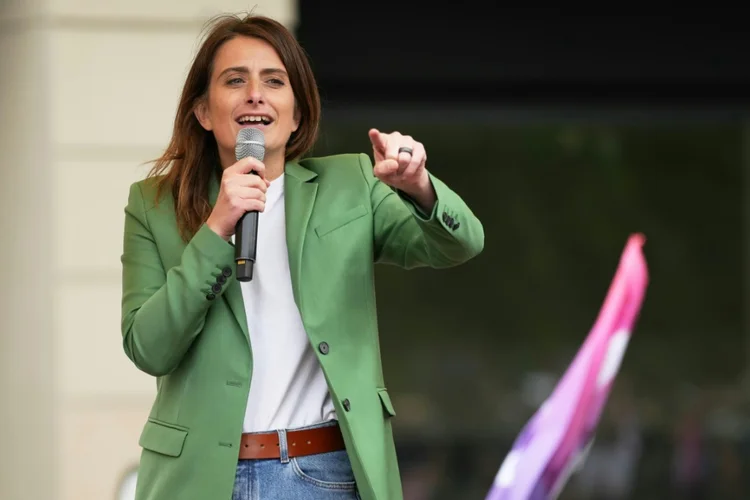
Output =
[
  {"x1": 342, "y1": 399, "x2": 351, "y2": 411},
  {"x1": 206, "y1": 293, "x2": 216, "y2": 301},
  {"x1": 211, "y1": 283, "x2": 222, "y2": 294},
  {"x1": 216, "y1": 274, "x2": 227, "y2": 284},
  {"x1": 222, "y1": 266, "x2": 232, "y2": 277},
  {"x1": 318, "y1": 342, "x2": 329, "y2": 355}
]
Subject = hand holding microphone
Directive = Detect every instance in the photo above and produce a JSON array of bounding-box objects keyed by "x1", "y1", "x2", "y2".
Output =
[
  {"x1": 205, "y1": 156, "x2": 269, "y2": 241},
  {"x1": 206, "y1": 129, "x2": 268, "y2": 283}
]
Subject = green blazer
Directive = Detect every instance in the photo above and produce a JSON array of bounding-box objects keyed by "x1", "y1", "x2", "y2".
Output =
[{"x1": 120, "y1": 153, "x2": 484, "y2": 500}]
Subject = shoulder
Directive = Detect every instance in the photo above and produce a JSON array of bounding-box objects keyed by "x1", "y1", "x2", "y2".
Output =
[
  {"x1": 298, "y1": 152, "x2": 370, "y2": 171},
  {"x1": 127, "y1": 175, "x2": 172, "y2": 212},
  {"x1": 297, "y1": 153, "x2": 375, "y2": 183}
]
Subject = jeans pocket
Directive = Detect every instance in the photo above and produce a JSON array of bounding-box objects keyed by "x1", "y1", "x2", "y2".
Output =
[{"x1": 290, "y1": 450, "x2": 357, "y2": 490}]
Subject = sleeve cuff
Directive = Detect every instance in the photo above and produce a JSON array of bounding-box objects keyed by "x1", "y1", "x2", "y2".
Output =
[
  {"x1": 396, "y1": 175, "x2": 440, "y2": 222},
  {"x1": 190, "y1": 223, "x2": 235, "y2": 263}
]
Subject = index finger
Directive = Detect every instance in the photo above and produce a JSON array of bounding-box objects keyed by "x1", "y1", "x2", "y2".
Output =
[{"x1": 368, "y1": 128, "x2": 388, "y2": 154}]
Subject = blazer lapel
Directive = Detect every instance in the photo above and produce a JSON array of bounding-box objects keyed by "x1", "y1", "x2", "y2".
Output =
[
  {"x1": 284, "y1": 162, "x2": 318, "y2": 307},
  {"x1": 207, "y1": 172, "x2": 250, "y2": 342},
  {"x1": 207, "y1": 163, "x2": 318, "y2": 342}
]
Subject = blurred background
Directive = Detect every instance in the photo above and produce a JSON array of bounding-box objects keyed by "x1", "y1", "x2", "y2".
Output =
[{"x1": 1, "y1": 2, "x2": 748, "y2": 499}]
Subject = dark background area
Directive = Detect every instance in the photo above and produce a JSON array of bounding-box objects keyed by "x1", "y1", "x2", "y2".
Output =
[
  {"x1": 297, "y1": 5, "x2": 749, "y2": 499},
  {"x1": 297, "y1": 6, "x2": 750, "y2": 105}
]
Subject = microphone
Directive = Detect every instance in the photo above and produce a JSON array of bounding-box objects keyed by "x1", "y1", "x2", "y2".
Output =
[{"x1": 234, "y1": 127, "x2": 265, "y2": 281}]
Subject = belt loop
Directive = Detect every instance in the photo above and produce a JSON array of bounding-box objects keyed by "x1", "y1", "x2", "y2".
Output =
[{"x1": 277, "y1": 429, "x2": 289, "y2": 464}]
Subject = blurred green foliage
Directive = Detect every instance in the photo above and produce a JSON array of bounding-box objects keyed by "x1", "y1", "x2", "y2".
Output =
[
  {"x1": 308, "y1": 109, "x2": 745, "y2": 499},
  {"x1": 309, "y1": 111, "x2": 743, "y2": 423}
]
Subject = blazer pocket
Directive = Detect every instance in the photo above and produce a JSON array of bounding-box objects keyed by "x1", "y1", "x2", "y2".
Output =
[
  {"x1": 377, "y1": 388, "x2": 396, "y2": 418},
  {"x1": 315, "y1": 204, "x2": 368, "y2": 238},
  {"x1": 138, "y1": 419, "x2": 188, "y2": 457}
]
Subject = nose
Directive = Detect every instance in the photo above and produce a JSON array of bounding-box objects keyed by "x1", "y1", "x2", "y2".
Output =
[{"x1": 245, "y1": 79, "x2": 264, "y2": 104}]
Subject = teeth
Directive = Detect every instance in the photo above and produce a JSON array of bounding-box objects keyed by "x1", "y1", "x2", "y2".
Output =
[{"x1": 238, "y1": 116, "x2": 269, "y2": 123}]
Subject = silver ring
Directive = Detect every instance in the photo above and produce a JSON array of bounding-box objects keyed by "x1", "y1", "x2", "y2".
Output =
[{"x1": 398, "y1": 146, "x2": 413, "y2": 155}]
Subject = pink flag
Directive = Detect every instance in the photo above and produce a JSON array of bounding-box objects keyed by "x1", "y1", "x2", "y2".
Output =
[{"x1": 486, "y1": 233, "x2": 649, "y2": 500}]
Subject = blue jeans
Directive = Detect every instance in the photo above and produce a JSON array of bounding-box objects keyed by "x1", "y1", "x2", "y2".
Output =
[{"x1": 232, "y1": 421, "x2": 361, "y2": 500}]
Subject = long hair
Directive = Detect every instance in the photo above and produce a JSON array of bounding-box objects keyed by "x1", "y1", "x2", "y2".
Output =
[{"x1": 147, "y1": 13, "x2": 321, "y2": 241}]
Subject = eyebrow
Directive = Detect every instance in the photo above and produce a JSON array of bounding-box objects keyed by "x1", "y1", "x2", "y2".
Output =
[{"x1": 216, "y1": 66, "x2": 288, "y2": 79}]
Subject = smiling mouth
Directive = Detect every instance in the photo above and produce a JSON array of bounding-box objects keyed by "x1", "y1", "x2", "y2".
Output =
[{"x1": 237, "y1": 115, "x2": 272, "y2": 126}]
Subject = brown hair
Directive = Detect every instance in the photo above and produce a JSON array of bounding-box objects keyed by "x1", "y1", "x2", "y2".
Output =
[{"x1": 147, "y1": 13, "x2": 321, "y2": 241}]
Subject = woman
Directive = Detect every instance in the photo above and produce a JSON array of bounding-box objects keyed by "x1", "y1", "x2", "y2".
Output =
[{"x1": 120, "y1": 13, "x2": 484, "y2": 500}]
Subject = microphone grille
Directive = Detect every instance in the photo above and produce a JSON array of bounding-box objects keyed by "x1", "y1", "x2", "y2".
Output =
[{"x1": 235, "y1": 128, "x2": 265, "y2": 161}]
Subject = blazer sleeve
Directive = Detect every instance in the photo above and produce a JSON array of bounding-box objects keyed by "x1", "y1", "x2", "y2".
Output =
[
  {"x1": 357, "y1": 153, "x2": 485, "y2": 268},
  {"x1": 120, "y1": 181, "x2": 235, "y2": 376}
]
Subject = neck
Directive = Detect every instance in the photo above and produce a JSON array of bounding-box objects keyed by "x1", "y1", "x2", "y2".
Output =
[{"x1": 262, "y1": 152, "x2": 285, "y2": 181}]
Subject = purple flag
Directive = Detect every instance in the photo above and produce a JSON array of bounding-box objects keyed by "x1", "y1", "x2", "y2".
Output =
[{"x1": 486, "y1": 234, "x2": 649, "y2": 500}]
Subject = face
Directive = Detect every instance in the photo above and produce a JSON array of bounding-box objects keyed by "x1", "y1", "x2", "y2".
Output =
[{"x1": 195, "y1": 36, "x2": 299, "y2": 168}]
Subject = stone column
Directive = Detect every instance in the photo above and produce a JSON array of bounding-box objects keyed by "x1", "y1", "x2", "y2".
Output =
[
  {"x1": 0, "y1": 0, "x2": 56, "y2": 498},
  {"x1": 1, "y1": 1, "x2": 298, "y2": 498}
]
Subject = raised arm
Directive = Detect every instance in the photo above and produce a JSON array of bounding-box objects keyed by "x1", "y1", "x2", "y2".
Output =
[{"x1": 360, "y1": 129, "x2": 484, "y2": 268}]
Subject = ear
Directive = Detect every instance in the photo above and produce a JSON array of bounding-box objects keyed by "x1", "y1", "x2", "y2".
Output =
[{"x1": 194, "y1": 99, "x2": 213, "y2": 131}]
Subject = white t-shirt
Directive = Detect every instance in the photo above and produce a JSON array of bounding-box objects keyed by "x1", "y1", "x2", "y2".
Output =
[{"x1": 237, "y1": 175, "x2": 337, "y2": 433}]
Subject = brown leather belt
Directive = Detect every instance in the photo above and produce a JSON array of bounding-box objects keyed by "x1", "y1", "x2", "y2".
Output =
[{"x1": 238, "y1": 423, "x2": 346, "y2": 460}]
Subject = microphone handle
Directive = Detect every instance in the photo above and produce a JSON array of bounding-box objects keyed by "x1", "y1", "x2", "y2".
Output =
[
  {"x1": 235, "y1": 210, "x2": 258, "y2": 281},
  {"x1": 234, "y1": 170, "x2": 260, "y2": 282}
]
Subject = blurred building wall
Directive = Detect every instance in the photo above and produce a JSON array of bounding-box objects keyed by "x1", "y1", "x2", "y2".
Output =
[{"x1": 0, "y1": 1, "x2": 297, "y2": 499}]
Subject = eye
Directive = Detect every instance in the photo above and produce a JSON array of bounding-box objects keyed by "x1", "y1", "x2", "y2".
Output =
[
  {"x1": 267, "y1": 78, "x2": 285, "y2": 86},
  {"x1": 226, "y1": 77, "x2": 244, "y2": 85}
]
